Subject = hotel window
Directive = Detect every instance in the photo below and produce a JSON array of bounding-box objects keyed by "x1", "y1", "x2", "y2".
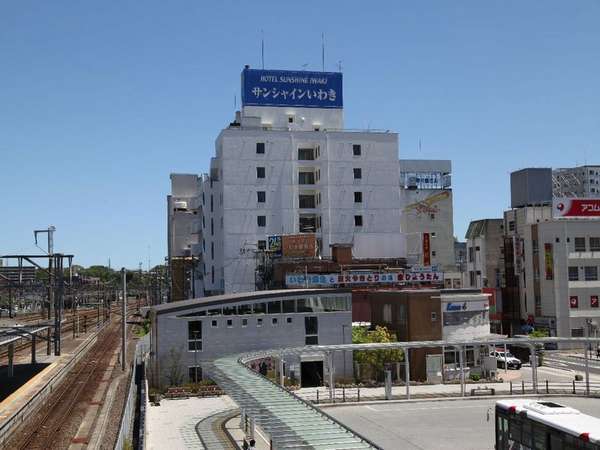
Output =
[
  {"x1": 211, "y1": 218, "x2": 214, "y2": 236},
  {"x1": 584, "y1": 266, "x2": 598, "y2": 281},
  {"x1": 257, "y1": 191, "x2": 266, "y2": 203},
  {"x1": 569, "y1": 265, "x2": 580, "y2": 280},
  {"x1": 272, "y1": 317, "x2": 278, "y2": 326},
  {"x1": 257, "y1": 215, "x2": 266, "y2": 227},
  {"x1": 187, "y1": 321, "x2": 202, "y2": 351},
  {"x1": 354, "y1": 215, "x2": 363, "y2": 227},
  {"x1": 211, "y1": 319, "x2": 218, "y2": 328},
  {"x1": 242, "y1": 318, "x2": 248, "y2": 327},
  {"x1": 226, "y1": 319, "x2": 233, "y2": 328},
  {"x1": 257, "y1": 318, "x2": 263, "y2": 327},
  {"x1": 211, "y1": 242, "x2": 214, "y2": 260},
  {"x1": 256, "y1": 142, "x2": 265, "y2": 154},
  {"x1": 353, "y1": 144, "x2": 361, "y2": 156},
  {"x1": 298, "y1": 148, "x2": 315, "y2": 160},
  {"x1": 210, "y1": 194, "x2": 213, "y2": 212},
  {"x1": 256, "y1": 167, "x2": 266, "y2": 178},
  {"x1": 354, "y1": 191, "x2": 362, "y2": 203},
  {"x1": 574, "y1": 237, "x2": 586, "y2": 252},
  {"x1": 590, "y1": 237, "x2": 600, "y2": 251},
  {"x1": 353, "y1": 168, "x2": 362, "y2": 179},
  {"x1": 287, "y1": 317, "x2": 293, "y2": 324},
  {"x1": 257, "y1": 240, "x2": 266, "y2": 250}
]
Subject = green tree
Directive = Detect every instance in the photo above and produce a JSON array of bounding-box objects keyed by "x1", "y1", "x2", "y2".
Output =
[{"x1": 352, "y1": 326, "x2": 404, "y2": 374}]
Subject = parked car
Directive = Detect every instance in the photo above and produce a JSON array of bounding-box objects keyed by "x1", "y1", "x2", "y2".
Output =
[{"x1": 491, "y1": 349, "x2": 522, "y2": 369}]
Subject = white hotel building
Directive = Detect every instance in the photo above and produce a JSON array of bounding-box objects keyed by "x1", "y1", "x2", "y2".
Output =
[{"x1": 168, "y1": 67, "x2": 455, "y2": 297}]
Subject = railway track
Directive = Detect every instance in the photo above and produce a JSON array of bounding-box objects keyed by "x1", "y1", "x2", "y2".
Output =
[
  {"x1": 0, "y1": 300, "x2": 140, "y2": 362},
  {"x1": 5, "y1": 319, "x2": 127, "y2": 449}
]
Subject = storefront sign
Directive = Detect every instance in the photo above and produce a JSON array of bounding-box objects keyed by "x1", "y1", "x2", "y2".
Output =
[
  {"x1": 592, "y1": 295, "x2": 599, "y2": 308},
  {"x1": 242, "y1": 68, "x2": 343, "y2": 109},
  {"x1": 553, "y1": 198, "x2": 600, "y2": 218},
  {"x1": 285, "y1": 269, "x2": 444, "y2": 287},
  {"x1": 569, "y1": 296, "x2": 579, "y2": 308},
  {"x1": 282, "y1": 234, "x2": 316, "y2": 258},
  {"x1": 423, "y1": 233, "x2": 431, "y2": 266},
  {"x1": 268, "y1": 235, "x2": 282, "y2": 256},
  {"x1": 544, "y1": 243, "x2": 554, "y2": 280},
  {"x1": 444, "y1": 301, "x2": 489, "y2": 312}
]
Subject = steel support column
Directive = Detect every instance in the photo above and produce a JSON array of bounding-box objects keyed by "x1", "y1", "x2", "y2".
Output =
[
  {"x1": 31, "y1": 333, "x2": 36, "y2": 364},
  {"x1": 458, "y1": 345, "x2": 465, "y2": 397},
  {"x1": 8, "y1": 343, "x2": 14, "y2": 377},
  {"x1": 327, "y1": 352, "x2": 334, "y2": 401},
  {"x1": 584, "y1": 339, "x2": 590, "y2": 396},
  {"x1": 405, "y1": 349, "x2": 410, "y2": 399}
]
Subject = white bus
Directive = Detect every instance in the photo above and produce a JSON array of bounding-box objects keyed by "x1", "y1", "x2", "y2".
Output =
[{"x1": 495, "y1": 399, "x2": 600, "y2": 449}]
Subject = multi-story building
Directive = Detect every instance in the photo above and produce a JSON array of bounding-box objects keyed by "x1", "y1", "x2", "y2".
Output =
[
  {"x1": 553, "y1": 165, "x2": 600, "y2": 198},
  {"x1": 171, "y1": 67, "x2": 407, "y2": 296},
  {"x1": 503, "y1": 168, "x2": 600, "y2": 340},
  {"x1": 167, "y1": 174, "x2": 204, "y2": 301},
  {"x1": 465, "y1": 219, "x2": 505, "y2": 289},
  {"x1": 399, "y1": 160, "x2": 455, "y2": 270}
]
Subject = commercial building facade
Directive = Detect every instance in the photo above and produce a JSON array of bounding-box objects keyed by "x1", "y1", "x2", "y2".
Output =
[
  {"x1": 399, "y1": 159, "x2": 455, "y2": 271},
  {"x1": 146, "y1": 289, "x2": 352, "y2": 388}
]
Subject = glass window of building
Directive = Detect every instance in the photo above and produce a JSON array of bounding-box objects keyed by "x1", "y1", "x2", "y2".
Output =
[
  {"x1": 298, "y1": 148, "x2": 315, "y2": 160},
  {"x1": 354, "y1": 215, "x2": 363, "y2": 227},
  {"x1": 257, "y1": 318, "x2": 263, "y2": 327},
  {"x1": 282, "y1": 300, "x2": 295, "y2": 313},
  {"x1": 256, "y1": 142, "x2": 265, "y2": 154},
  {"x1": 257, "y1": 191, "x2": 266, "y2": 203},
  {"x1": 574, "y1": 237, "x2": 586, "y2": 252},
  {"x1": 267, "y1": 301, "x2": 281, "y2": 314},
  {"x1": 187, "y1": 321, "x2": 202, "y2": 351},
  {"x1": 305, "y1": 316, "x2": 318, "y2": 335},
  {"x1": 257, "y1": 215, "x2": 266, "y2": 227},
  {"x1": 584, "y1": 266, "x2": 598, "y2": 281},
  {"x1": 188, "y1": 366, "x2": 202, "y2": 381},
  {"x1": 242, "y1": 318, "x2": 248, "y2": 327},
  {"x1": 352, "y1": 144, "x2": 361, "y2": 156},
  {"x1": 226, "y1": 319, "x2": 233, "y2": 327},
  {"x1": 568, "y1": 266, "x2": 579, "y2": 281},
  {"x1": 211, "y1": 319, "x2": 218, "y2": 328},
  {"x1": 353, "y1": 168, "x2": 362, "y2": 179},
  {"x1": 256, "y1": 167, "x2": 266, "y2": 178},
  {"x1": 223, "y1": 306, "x2": 236, "y2": 315},
  {"x1": 253, "y1": 302, "x2": 267, "y2": 314},
  {"x1": 354, "y1": 191, "x2": 362, "y2": 203},
  {"x1": 238, "y1": 304, "x2": 252, "y2": 315},
  {"x1": 590, "y1": 237, "x2": 600, "y2": 251}
]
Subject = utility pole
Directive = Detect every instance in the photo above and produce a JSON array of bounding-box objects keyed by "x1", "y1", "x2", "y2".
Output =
[{"x1": 121, "y1": 268, "x2": 127, "y2": 371}]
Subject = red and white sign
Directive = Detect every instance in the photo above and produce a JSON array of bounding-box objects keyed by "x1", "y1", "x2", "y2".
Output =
[
  {"x1": 591, "y1": 295, "x2": 599, "y2": 308},
  {"x1": 553, "y1": 198, "x2": 600, "y2": 218},
  {"x1": 569, "y1": 295, "x2": 579, "y2": 308},
  {"x1": 423, "y1": 233, "x2": 431, "y2": 266}
]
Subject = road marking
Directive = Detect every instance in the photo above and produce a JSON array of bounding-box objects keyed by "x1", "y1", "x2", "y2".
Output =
[{"x1": 365, "y1": 404, "x2": 484, "y2": 412}]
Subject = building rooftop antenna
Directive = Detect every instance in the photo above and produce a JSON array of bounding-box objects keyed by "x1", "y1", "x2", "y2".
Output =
[
  {"x1": 321, "y1": 32, "x2": 325, "y2": 72},
  {"x1": 261, "y1": 29, "x2": 265, "y2": 69},
  {"x1": 337, "y1": 60, "x2": 342, "y2": 72}
]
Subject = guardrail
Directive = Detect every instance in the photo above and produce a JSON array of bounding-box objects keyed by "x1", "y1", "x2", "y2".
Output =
[
  {"x1": 114, "y1": 339, "x2": 147, "y2": 450},
  {"x1": 0, "y1": 320, "x2": 108, "y2": 448},
  {"x1": 295, "y1": 380, "x2": 600, "y2": 405}
]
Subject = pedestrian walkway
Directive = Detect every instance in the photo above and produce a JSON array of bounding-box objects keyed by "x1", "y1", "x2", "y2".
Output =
[{"x1": 145, "y1": 395, "x2": 237, "y2": 450}]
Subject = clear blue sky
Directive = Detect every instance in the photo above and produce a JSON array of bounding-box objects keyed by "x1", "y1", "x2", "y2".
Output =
[{"x1": 2, "y1": 1, "x2": 599, "y2": 269}]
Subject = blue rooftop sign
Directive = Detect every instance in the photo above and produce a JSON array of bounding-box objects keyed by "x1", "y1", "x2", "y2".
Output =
[{"x1": 241, "y1": 68, "x2": 343, "y2": 109}]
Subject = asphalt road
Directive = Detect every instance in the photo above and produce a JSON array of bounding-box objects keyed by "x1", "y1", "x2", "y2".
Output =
[{"x1": 327, "y1": 397, "x2": 600, "y2": 450}]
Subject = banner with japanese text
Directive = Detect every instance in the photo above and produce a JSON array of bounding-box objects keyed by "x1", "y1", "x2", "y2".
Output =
[
  {"x1": 544, "y1": 243, "x2": 553, "y2": 280},
  {"x1": 285, "y1": 270, "x2": 444, "y2": 288}
]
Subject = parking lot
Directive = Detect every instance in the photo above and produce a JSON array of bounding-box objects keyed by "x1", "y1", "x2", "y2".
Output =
[{"x1": 326, "y1": 397, "x2": 600, "y2": 449}]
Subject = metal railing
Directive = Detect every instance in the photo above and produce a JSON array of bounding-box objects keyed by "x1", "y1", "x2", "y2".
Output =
[
  {"x1": 293, "y1": 380, "x2": 600, "y2": 405},
  {"x1": 114, "y1": 339, "x2": 147, "y2": 450}
]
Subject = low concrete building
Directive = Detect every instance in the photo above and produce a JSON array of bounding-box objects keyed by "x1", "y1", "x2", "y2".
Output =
[{"x1": 145, "y1": 289, "x2": 352, "y2": 388}]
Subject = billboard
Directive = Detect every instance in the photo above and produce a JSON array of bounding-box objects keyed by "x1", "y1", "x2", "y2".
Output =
[
  {"x1": 241, "y1": 68, "x2": 343, "y2": 109},
  {"x1": 282, "y1": 234, "x2": 316, "y2": 258},
  {"x1": 553, "y1": 198, "x2": 600, "y2": 218}
]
